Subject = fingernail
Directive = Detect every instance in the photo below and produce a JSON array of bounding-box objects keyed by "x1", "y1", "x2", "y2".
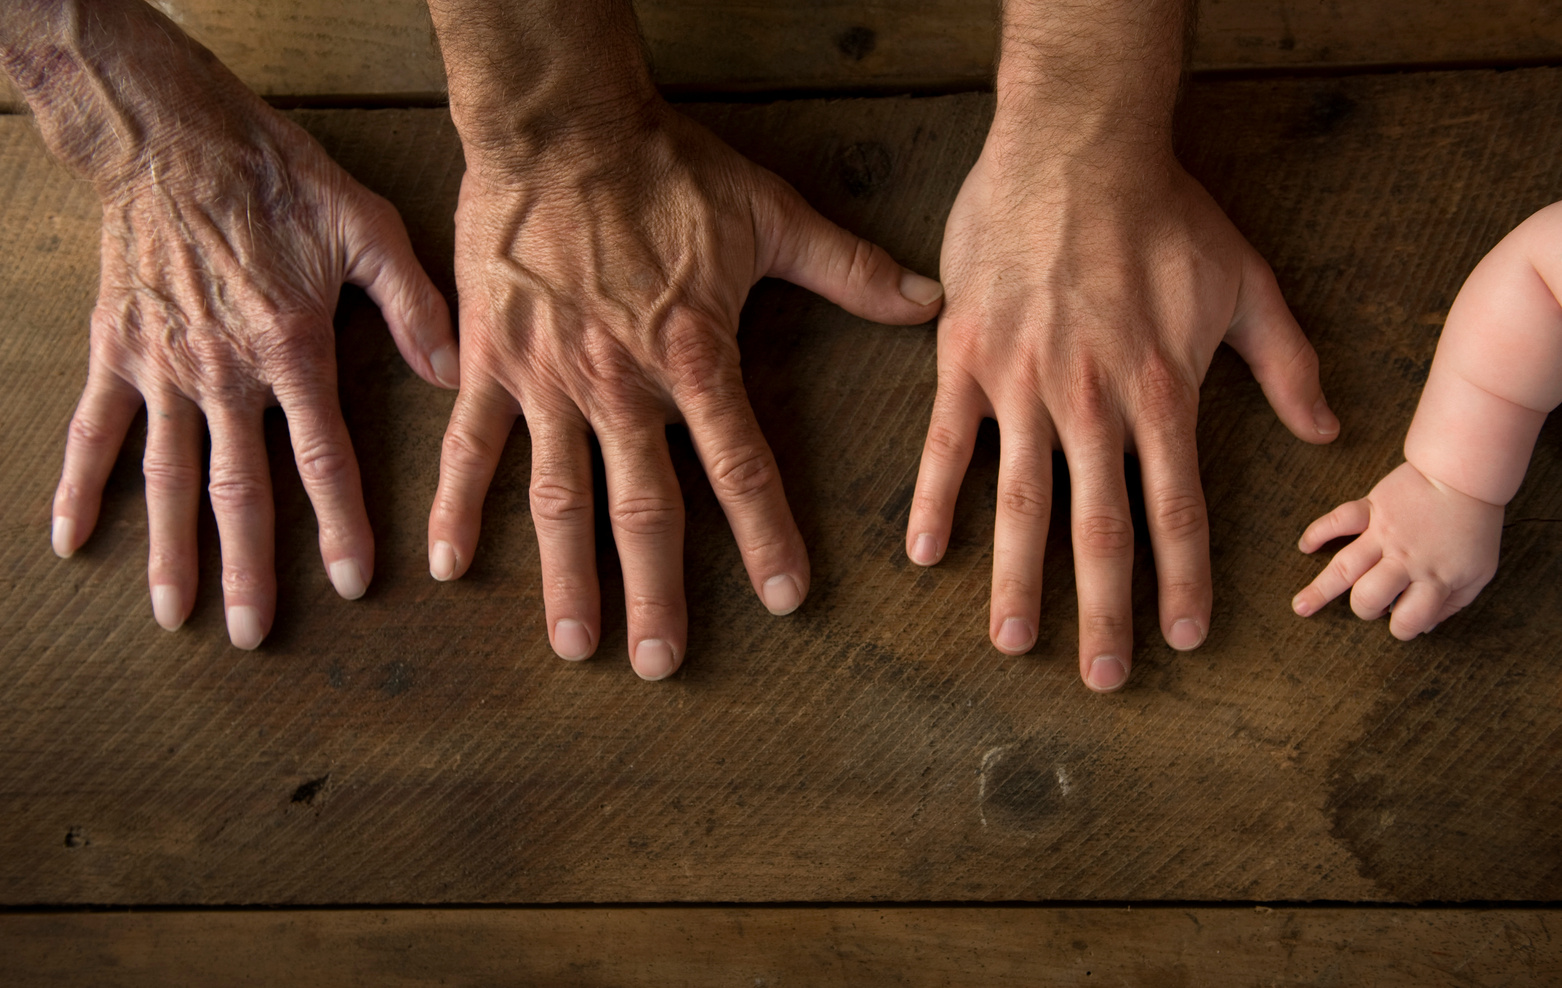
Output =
[
  {"x1": 51, "y1": 516, "x2": 76, "y2": 558},
  {"x1": 633, "y1": 639, "x2": 678, "y2": 681},
  {"x1": 761, "y1": 574, "x2": 803, "y2": 616},
  {"x1": 430, "y1": 541, "x2": 457, "y2": 581},
  {"x1": 431, "y1": 344, "x2": 460, "y2": 389},
  {"x1": 151, "y1": 585, "x2": 184, "y2": 631},
  {"x1": 329, "y1": 559, "x2": 368, "y2": 600},
  {"x1": 995, "y1": 618, "x2": 1035, "y2": 653},
  {"x1": 553, "y1": 619, "x2": 594, "y2": 661},
  {"x1": 226, "y1": 606, "x2": 265, "y2": 650},
  {"x1": 1292, "y1": 593, "x2": 1315, "y2": 617},
  {"x1": 910, "y1": 533, "x2": 940, "y2": 566},
  {"x1": 1087, "y1": 655, "x2": 1128, "y2": 692},
  {"x1": 898, "y1": 270, "x2": 944, "y2": 307},
  {"x1": 1312, "y1": 396, "x2": 1340, "y2": 438},
  {"x1": 1168, "y1": 618, "x2": 1204, "y2": 651}
]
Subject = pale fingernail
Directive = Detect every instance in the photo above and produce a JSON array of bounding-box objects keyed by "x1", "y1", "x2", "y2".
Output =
[
  {"x1": 1168, "y1": 618, "x2": 1204, "y2": 651},
  {"x1": 633, "y1": 639, "x2": 678, "y2": 681},
  {"x1": 151, "y1": 585, "x2": 184, "y2": 631},
  {"x1": 1312, "y1": 396, "x2": 1340, "y2": 438},
  {"x1": 1292, "y1": 593, "x2": 1315, "y2": 617},
  {"x1": 226, "y1": 606, "x2": 265, "y2": 650},
  {"x1": 898, "y1": 270, "x2": 944, "y2": 307},
  {"x1": 51, "y1": 516, "x2": 76, "y2": 558},
  {"x1": 1087, "y1": 655, "x2": 1128, "y2": 692},
  {"x1": 431, "y1": 344, "x2": 460, "y2": 389},
  {"x1": 761, "y1": 574, "x2": 803, "y2": 616},
  {"x1": 430, "y1": 541, "x2": 457, "y2": 581},
  {"x1": 329, "y1": 559, "x2": 368, "y2": 600},
  {"x1": 995, "y1": 618, "x2": 1035, "y2": 653},
  {"x1": 910, "y1": 533, "x2": 940, "y2": 566},
  {"x1": 553, "y1": 619, "x2": 594, "y2": 661}
]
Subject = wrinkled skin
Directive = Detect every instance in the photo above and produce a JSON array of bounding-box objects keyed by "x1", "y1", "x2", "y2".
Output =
[
  {"x1": 429, "y1": 100, "x2": 943, "y2": 679},
  {"x1": 906, "y1": 141, "x2": 1340, "y2": 692},
  {"x1": 52, "y1": 78, "x2": 455, "y2": 648}
]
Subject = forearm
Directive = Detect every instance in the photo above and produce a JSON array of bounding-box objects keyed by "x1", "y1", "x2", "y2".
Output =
[
  {"x1": 0, "y1": 0, "x2": 259, "y2": 191},
  {"x1": 993, "y1": 0, "x2": 1193, "y2": 157},
  {"x1": 426, "y1": 0, "x2": 655, "y2": 166},
  {"x1": 1404, "y1": 231, "x2": 1562, "y2": 505}
]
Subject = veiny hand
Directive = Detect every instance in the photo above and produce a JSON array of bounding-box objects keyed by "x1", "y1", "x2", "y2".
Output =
[
  {"x1": 49, "y1": 48, "x2": 455, "y2": 648},
  {"x1": 429, "y1": 98, "x2": 943, "y2": 679},
  {"x1": 906, "y1": 143, "x2": 1340, "y2": 692},
  {"x1": 1293, "y1": 462, "x2": 1502, "y2": 639}
]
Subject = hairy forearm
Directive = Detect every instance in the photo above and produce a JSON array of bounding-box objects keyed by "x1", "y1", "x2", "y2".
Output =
[
  {"x1": 0, "y1": 0, "x2": 261, "y2": 191},
  {"x1": 1404, "y1": 226, "x2": 1562, "y2": 506},
  {"x1": 993, "y1": 0, "x2": 1193, "y2": 156},
  {"x1": 426, "y1": 0, "x2": 655, "y2": 164}
]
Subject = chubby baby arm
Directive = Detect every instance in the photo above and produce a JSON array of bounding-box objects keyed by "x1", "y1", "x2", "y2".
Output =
[{"x1": 1294, "y1": 203, "x2": 1562, "y2": 638}]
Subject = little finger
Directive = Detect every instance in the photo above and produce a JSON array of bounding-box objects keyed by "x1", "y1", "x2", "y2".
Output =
[
  {"x1": 53, "y1": 365, "x2": 141, "y2": 557},
  {"x1": 907, "y1": 369, "x2": 983, "y2": 567}
]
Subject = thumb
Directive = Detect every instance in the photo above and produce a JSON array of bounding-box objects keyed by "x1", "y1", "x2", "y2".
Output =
[
  {"x1": 758, "y1": 178, "x2": 943, "y2": 325},
  {"x1": 1224, "y1": 253, "x2": 1340, "y2": 444},
  {"x1": 344, "y1": 192, "x2": 458, "y2": 389}
]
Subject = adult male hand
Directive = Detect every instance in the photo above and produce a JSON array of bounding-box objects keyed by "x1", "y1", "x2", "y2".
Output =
[
  {"x1": 426, "y1": 0, "x2": 943, "y2": 679},
  {"x1": 906, "y1": 0, "x2": 1339, "y2": 691},
  {"x1": 2, "y1": 0, "x2": 456, "y2": 647}
]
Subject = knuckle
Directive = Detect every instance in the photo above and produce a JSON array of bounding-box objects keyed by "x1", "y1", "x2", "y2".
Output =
[
  {"x1": 664, "y1": 324, "x2": 735, "y2": 396},
  {"x1": 999, "y1": 477, "x2": 1051, "y2": 521},
  {"x1": 1082, "y1": 611, "x2": 1130, "y2": 642},
  {"x1": 922, "y1": 422, "x2": 969, "y2": 464},
  {"x1": 706, "y1": 444, "x2": 777, "y2": 504},
  {"x1": 995, "y1": 574, "x2": 1039, "y2": 601},
  {"x1": 1077, "y1": 512, "x2": 1134, "y2": 556},
  {"x1": 207, "y1": 470, "x2": 269, "y2": 512},
  {"x1": 68, "y1": 412, "x2": 121, "y2": 452},
  {"x1": 1135, "y1": 357, "x2": 1194, "y2": 425},
  {"x1": 609, "y1": 492, "x2": 681, "y2": 538},
  {"x1": 1066, "y1": 360, "x2": 1116, "y2": 424},
  {"x1": 141, "y1": 451, "x2": 201, "y2": 494},
  {"x1": 840, "y1": 237, "x2": 889, "y2": 293},
  {"x1": 293, "y1": 434, "x2": 353, "y2": 486},
  {"x1": 220, "y1": 566, "x2": 269, "y2": 598},
  {"x1": 1148, "y1": 489, "x2": 1207, "y2": 541},
  {"x1": 529, "y1": 476, "x2": 593, "y2": 526},
  {"x1": 441, "y1": 426, "x2": 500, "y2": 474}
]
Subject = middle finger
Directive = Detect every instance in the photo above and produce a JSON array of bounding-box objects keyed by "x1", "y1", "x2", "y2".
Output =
[
  {"x1": 205, "y1": 404, "x2": 277, "y2": 650},
  {"x1": 597, "y1": 414, "x2": 687, "y2": 681},
  {"x1": 1062, "y1": 421, "x2": 1136, "y2": 692}
]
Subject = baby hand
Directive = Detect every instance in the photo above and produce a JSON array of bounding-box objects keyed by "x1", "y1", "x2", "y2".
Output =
[{"x1": 1293, "y1": 462, "x2": 1502, "y2": 639}]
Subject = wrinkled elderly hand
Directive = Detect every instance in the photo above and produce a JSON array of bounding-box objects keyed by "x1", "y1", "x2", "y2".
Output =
[
  {"x1": 428, "y1": 1, "x2": 942, "y2": 679},
  {"x1": 4, "y1": 1, "x2": 455, "y2": 647},
  {"x1": 907, "y1": 0, "x2": 1339, "y2": 692}
]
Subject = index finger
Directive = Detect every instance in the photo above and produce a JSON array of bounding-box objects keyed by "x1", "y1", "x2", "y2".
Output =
[{"x1": 672, "y1": 339, "x2": 808, "y2": 617}]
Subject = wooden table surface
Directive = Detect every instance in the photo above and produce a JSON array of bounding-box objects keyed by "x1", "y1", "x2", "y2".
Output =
[{"x1": 2, "y1": 4, "x2": 1560, "y2": 985}]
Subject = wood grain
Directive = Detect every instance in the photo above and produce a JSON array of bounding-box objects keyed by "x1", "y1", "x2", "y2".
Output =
[
  {"x1": 3, "y1": 907, "x2": 1557, "y2": 987},
  {"x1": 4, "y1": 1, "x2": 1562, "y2": 109},
  {"x1": 0, "y1": 70, "x2": 1560, "y2": 906}
]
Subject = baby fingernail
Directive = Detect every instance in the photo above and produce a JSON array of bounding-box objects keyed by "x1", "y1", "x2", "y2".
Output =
[
  {"x1": 1312, "y1": 396, "x2": 1340, "y2": 438},
  {"x1": 761, "y1": 574, "x2": 803, "y2": 616},
  {"x1": 51, "y1": 516, "x2": 76, "y2": 558},
  {"x1": 430, "y1": 541, "x2": 457, "y2": 582},
  {"x1": 1169, "y1": 618, "x2": 1204, "y2": 651},
  {"x1": 910, "y1": 533, "x2": 940, "y2": 566},
  {"x1": 431, "y1": 345, "x2": 460, "y2": 389},
  {"x1": 226, "y1": 606, "x2": 265, "y2": 651},
  {"x1": 898, "y1": 270, "x2": 944, "y2": 307},
  {"x1": 330, "y1": 559, "x2": 368, "y2": 600},
  {"x1": 553, "y1": 619, "x2": 594, "y2": 661},
  {"x1": 1292, "y1": 593, "x2": 1315, "y2": 617},
  {"x1": 151, "y1": 585, "x2": 184, "y2": 631},
  {"x1": 633, "y1": 639, "x2": 678, "y2": 681},
  {"x1": 996, "y1": 618, "x2": 1035, "y2": 653},
  {"x1": 1088, "y1": 655, "x2": 1128, "y2": 692}
]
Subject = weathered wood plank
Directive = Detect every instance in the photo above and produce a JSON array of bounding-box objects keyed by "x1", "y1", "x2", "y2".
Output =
[
  {"x1": 2, "y1": 907, "x2": 1557, "y2": 986},
  {"x1": 3, "y1": 1, "x2": 1562, "y2": 109},
  {"x1": 1, "y1": 70, "x2": 1560, "y2": 906}
]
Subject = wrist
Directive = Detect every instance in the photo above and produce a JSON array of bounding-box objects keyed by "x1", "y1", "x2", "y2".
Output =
[{"x1": 430, "y1": 0, "x2": 657, "y2": 171}]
